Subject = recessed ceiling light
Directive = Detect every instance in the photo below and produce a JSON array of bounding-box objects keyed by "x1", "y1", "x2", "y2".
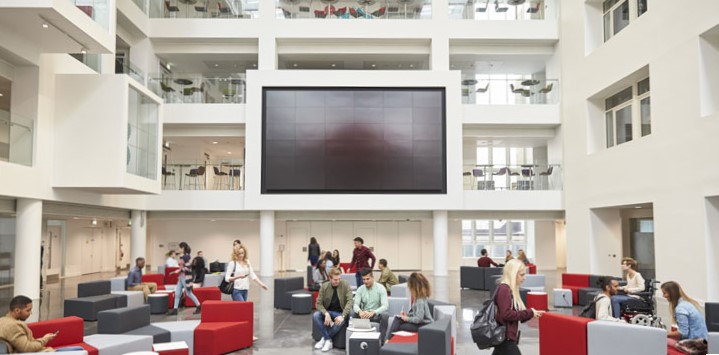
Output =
[
  {"x1": 410, "y1": 64, "x2": 414, "y2": 68},
  {"x1": 398, "y1": 64, "x2": 402, "y2": 68},
  {"x1": 42, "y1": 23, "x2": 49, "y2": 29},
  {"x1": 293, "y1": 63, "x2": 298, "y2": 67},
  {"x1": 331, "y1": 63, "x2": 336, "y2": 67},
  {"x1": 212, "y1": 141, "x2": 218, "y2": 144},
  {"x1": 252, "y1": 63, "x2": 257, "y2": 67},
  {"x1": 371, "y1": 64, "x2": 376, "y2": 68},
  {"x1": 214, "y1": 64, "x2": 219, "y2": 67},
  {"x1": 451, "y1": 64, "x2": 455, "y2": 68},
  {"x1": 211, "y1": 219, "x2": 216, "y2": 222},
  {"x1": 634, "y1": 206, "x2": 642, "y2": 209},
  {"x1": 0, "y1": 93, "x2": 3, "y2": 97},
  {"x1": 80, "y1": 48, "x2": 87, "y2": 54},
  {"x1": 73, "y1": 217, "x2": 80, "y2": 220},
  {"x1": 227, "y1": 151, "x2": 232, "y2": 154}
]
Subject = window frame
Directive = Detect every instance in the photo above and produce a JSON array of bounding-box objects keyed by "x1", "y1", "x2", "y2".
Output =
[
  {"x1": 462, "y1": 220, "x2": 528, "y2": 259},
  {"x1": 603, "y1": 0, "x2": 645, "y2": 42},
  {"x1": 604, "y1": 77, "x2": 650, "y2": 148}
]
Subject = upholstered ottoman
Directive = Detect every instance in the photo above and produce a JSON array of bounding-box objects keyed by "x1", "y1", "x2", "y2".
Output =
[
  {"x1": 291, "y1": 293, "x2": 312, "y2": 314},
  {"x1": 578, "y1": 288, "x2": 602, "y2": 306},
  {"x1": 111, "y1": 291, "x2": 144, "y2": 308},
  {"x1": 348, "y1": 332, "x2": 381, "y2": 355},
  {"x1": 153, "y1": 341, "x2": 189, "y2": 355},
  {"x1": 527, "y1": 292, "x2": 548, "y2": 311},
  {"x1": 152, "y1": 321, "x2": 200, "y2": 355},
  {"x1": 553, "y1": 288, "x2": 572, "y2": 308},
  {"x1": 110, "y1": 277, "x2": 127, "y2": 292},
  {"x1": 148, "y1": 294, "x2": 169, "y2": 314},
  {"x1": 83, "y1": 334, "x2": 153, "y2": 355},
  {"x1": 202, "y1": 274, "x2": 223, "y2": 288},
  {"x1": 390, "y1": 284, "x2": 408, "y2": 298}
]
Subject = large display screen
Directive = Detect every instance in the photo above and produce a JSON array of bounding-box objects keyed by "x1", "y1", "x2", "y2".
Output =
[{"x1": 262, "y1": 87, "x2": 446, "y2": 194}]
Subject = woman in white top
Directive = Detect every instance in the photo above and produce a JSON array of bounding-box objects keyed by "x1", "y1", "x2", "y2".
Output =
[
  {"x1": 611, "y1": 257, "x2": 645, "y2": 318},
  {"x1": 594, "y1": 276, "x2": 623, "y2": 322},
  {"x1": 225, "y1": 245, "x2": 268, "y2": 301},
  {"x1": 165, "y1": 250, "x2": 179, "y2": 267}
]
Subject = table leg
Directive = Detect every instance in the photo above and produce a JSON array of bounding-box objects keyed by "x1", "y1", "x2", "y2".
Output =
[{"x1": 178, "y1": 166, "x2": 184, "y2": 190}]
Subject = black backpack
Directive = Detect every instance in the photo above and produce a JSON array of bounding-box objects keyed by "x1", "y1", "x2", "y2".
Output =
[
  {"x1": 579, "y1": 294, "x2": 606, "y2": 318},
  {"x1": 470, "y1": 289, "x2": 506, "y2": 349}
]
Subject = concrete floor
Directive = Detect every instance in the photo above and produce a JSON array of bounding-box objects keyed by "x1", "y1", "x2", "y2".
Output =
[{"x1": 10, "y1": 269, "x2": 580, "y2": 355}]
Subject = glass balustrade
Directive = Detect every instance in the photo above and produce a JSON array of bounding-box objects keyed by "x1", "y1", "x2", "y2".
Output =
[
  {"x1": 461, "y1": 78, "x2": 559, "y2": 105},
  {"x1": 162, "y1": 161, "x2": 245, "y2": 190},
  {"x1": 448, "y1": 0, "x2": 550, "y2": 20},
  {"x1": 275, "y1": 0, "x2": 432, "y2": 19},
  {"x1": 75, "y1": 0, "x2": 111, "y2": 30},
  {"x1": 150, "y1": 0, "x2": 259, "y2": 18},
  {"x1": 149, "y1": 74, "x2": 246, "y2": 104},
  {"x1": 0, "y1": 112, "x2": 34, "y2": 167},
  {"x1": 116, "y1": 59, "x2": 146, "y2": 86},
  {"x1": 462, "y1": 164, "x2": 562, "y2": 191},
  {"x1": 131, "y1": 0, "x2": 149, "y2": 14}
]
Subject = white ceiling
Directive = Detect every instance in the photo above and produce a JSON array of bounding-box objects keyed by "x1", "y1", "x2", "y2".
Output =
[
  {"x1": 157, "y1": 53, "x2": 258, "y2": 75},
  {"x1": 450, "y1": 54, "x2": 550, "y2": 75},
  {"x1": 164, "y1": 136, "x2": 245, "y2": 160},
  {"x1": 278, "y1": 53, "x2": 429, "y2": 70}
]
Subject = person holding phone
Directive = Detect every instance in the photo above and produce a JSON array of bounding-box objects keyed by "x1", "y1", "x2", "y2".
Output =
[
  {"x1": 385, "y1": 272, "x2": 433, "y2": 341},
  {"x1": 225, "y1": 244, "x2": 268, "y2": 301},
  {"x1": 0, "y1": 295, "x2": 84, "y2": 352}
]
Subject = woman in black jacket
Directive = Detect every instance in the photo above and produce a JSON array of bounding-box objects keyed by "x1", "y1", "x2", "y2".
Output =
[{"x1": 307, "y1": 237, "x2": 321, "y2": 266}]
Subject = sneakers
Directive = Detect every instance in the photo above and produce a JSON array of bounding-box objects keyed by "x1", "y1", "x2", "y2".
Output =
[
  {"x1": 314, "y1": 338, "x2": 325, "y2": 350},
  {"x1": 321, "y1": 340, "x2": 333, "y2": 352},
  {"x1": 167, "y1": 308, "x2": 178, "y2": 315},
  {"x1": 193, "y1": 306, "x2": 201, "y2": 314}
]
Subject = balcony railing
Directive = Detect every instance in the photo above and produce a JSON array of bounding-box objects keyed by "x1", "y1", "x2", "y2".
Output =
[
  {"x1": 151, "y1": 0, "x2": 259, "y2": 18},
  {"x1": 448, "y1": 0, "x2": 550, "y2": 20},
  {"x1": 276, "y1": 0, "x2": 432, "y2": 19},
  {"x1": 131, "y1": 0, "x2": 149, "y2": 14},
  {"x1": 116, "y1": 59, "x2": 146, "y2": 86},
  {"x1": 461, "y1": 78, "x2": 559, "y2": 105},
  {"x1": 463, "y1": 164, "x2": 562, "y2": 191},
  {"x1": 0, "y1": 112, "x2": 34, "y2": 167},
  {"x1": 149, "y1": 74, "x2": 246, "y2": 104},
  {"x1": 75, "y1": 0, "x2": 111, "y2": 30},
  {"x1": 162, "y1": 161, "x2": 244, "y2": 190}
]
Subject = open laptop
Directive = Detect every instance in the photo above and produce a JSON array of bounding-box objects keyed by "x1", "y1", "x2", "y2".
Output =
[{"x1": 351, "y1": 318, "x2": 372, "y2": 330}]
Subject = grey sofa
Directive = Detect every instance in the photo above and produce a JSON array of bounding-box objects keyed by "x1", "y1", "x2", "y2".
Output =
[
  {"x1": 274, "y1": 277, "x2": 309, "y2": 310},
  {"x1": 706, "y1": 302, "x2": 719, "y2": 332},
  {"x1": 97, "y1": 305, "x2": 171, "y2": 343},
  {"x1": 587, "y1": 319, "x2": 666, "y2": 355},
  {"x1": 709, "y1": 332, "x2": 719, "y2": 353},
  {"x1": 578, "y1": 288, "x2": 602, "y2": 306},
  {"x1": 459, "y1": 266, "x2": 483, "y2": 290},
  {"x1": 64, "y1": 281, "x2": 127, "y2": 321},
  {"x1": 380, "y1": 318, "x2": 451, "y2": 355}
]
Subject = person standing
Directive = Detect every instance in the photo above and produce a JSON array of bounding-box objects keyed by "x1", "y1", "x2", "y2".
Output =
[
  {"x1": 308, "y1": 237, "x2": 321, "y2": 267},
  {"x1": 225, "y1": 245, "x2": 268, "y2": 301},
  {"x1": 517, "y1": 250, "x2": 531, "y2": 266},
  {"x1": 127, "y1": 257, "x2": 157, "y2": 301},
  {"x1": 492, "y1": 259, "x2": 543, "y2": 355},
  {"x1": 191, "y1": 256, "x2": 206, "y2": 287},
  {"x1": 610, "y1": 257, "x2": 645, "y2": 318},
  {"x1": 353, "y1": 268, "x2": 389, "y2": 340},
  {"x1": 377, "y1": 259, "x2": 398, "y2": 295},
  {"x1": 313, "y1": 268, "x2": 353, "y2": 352},
  {"x1": 477, "y1": 249, "x2": 499, "y2": 267},
  {"x1": 350, "y1": 237, "x2": 376, "y2": 288},
  {"x1": 385, "y1": 272, "x2": 433, "y2": 341},
  {"x1": 168, "y1": 242, "x2": 202, "y2": 315}
]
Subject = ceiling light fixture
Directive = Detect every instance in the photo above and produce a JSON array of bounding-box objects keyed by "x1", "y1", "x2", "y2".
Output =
[
  {"x1": 0, "y1": 93, "x2": 3, "y2": 97},
  {"x1": 214, "y1": 64, "x2": 219, "y2": 67},
  {"x1": 331, "y1": 63, "x2": 336, "y2": 67},
  {"x1": 212, "y1": 141, "x2": 218, "y2": 144},
  {"x1": 211, "y1": 219, "x2": 216, "y2": 222},
  {"x1": 293, "y1": 63, "x2": 298, "y2": 67},
  {"x1": 42, "y1": 23, "x2": 49, "y2": 29},
  {"x1": 91, "y1": 218, "x2": 98, "y2": 226},
  {"x1": 252, "y1": 63, "x2": 257, "y2": 67},
  {"x1": 371, "y1": 64, "x2": 376, "y2": 68},
  {"x1": 227, "y1": 151, "x2": 232, "y2": 154},
  {"x1": 80, "y1": 48, "x2": 87, "y2": 54},
  {"x1": 410, "y1": 64, "x2": 414, "y2": 68}
]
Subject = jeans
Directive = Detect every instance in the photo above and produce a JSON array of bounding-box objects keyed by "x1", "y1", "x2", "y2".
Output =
[
  {"x1": 492, "y1": 340, "x2": 521, "y2": 355},
  {"x1": 313, "y1": 310, "x2": 346, "y2": 340},
  {"x1": 56, "y1": 346, "x2": 86, "y2": 352},
  {"x1": 310, "y1": 256, "x2": 319, "y2": 266},
  {"x1": 232, "y1": 289, "x2": 248, "y2": 301},
  {"x1": 611, "y1": 294, "x2": 634, "y2": 318},
  {"x1": 174, "y1": 276, "x2": 201, "y2": 308},
  {"x1": 386, "y1": 317, "x2": 425, "y2": 340},
  {"x1": 355, "y1": 272, "x2": 362, "y2": 289}
]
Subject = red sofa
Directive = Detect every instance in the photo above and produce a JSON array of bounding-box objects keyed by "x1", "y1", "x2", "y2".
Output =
[
  {"x1": 184, "y1": 286, "x2": 222, "y2": 307},
  {"x1": 164, "y1": 267, "x2": 180, "y2": 285},
  {"x1": 27, "y1": 316, "x2": 98, "y2": 355},
  {"x1": 194, "y1": 301, "x2": 253, "y2": 355},
  {"x1": 539, "y1": 313, "x2": 593, "y2": 355},
  {"x1": 142, "y1": 273, "x2": 168, "y2": 290},
  {"x1": 561, "y1": 273, "x2": 590, "y2": 305}
]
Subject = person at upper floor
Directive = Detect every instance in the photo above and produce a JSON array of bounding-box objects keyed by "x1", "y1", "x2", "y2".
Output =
[{"x1": 477, "y1": 249, "x2": 499, "y2": 267}]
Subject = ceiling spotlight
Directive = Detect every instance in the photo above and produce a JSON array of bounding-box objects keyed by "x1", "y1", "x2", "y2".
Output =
[
  {"x1": 331, "y1": 63, "x2": 336, "y2": 67},
  {"x1": 0, "y1": 93, "x2": 3, "y2": 97},
  {"x1": 211, "y1": 219, "x2": 216, "y2": 222},
  {"x1": 42, "y1": 23, "x2": 49, "y2": 29},
  {"x1": 227, "y1": 151, "x2": 232, "y2": 154},
  {"x1": 166, "y1": 63, "x2": 172, "y2": 70},
  {"x1": 91, "y1": 218, "x2": 97, "y2": 226},
  {"x1": 252, "y1": 63, "x2": 257, "y2": 67},
  {"x1": 80, "y1": 48, "x2": 87, "y2": 54},
  {"x1": 410, "y1": 64, "x2": 414, "y2": 68},
  {"x1": 371, "y1": 64, "x2": 376, "y2": 68},
  {"x1": 293, "y1": 63, "x2": 298, "y2": 68},
  {"x1": 212, "y1": 141, "x2": 218, "y2": 144},
  {"x1": 72, "y1": 217, "x2": 79, "y2": 220},
  {"x1": 214, "y1": 64, "x2": 219, "y2": 67},
  {"x1": 634, "y1": 206, "x2": 642, "y2": 209},
  {"x1": 127, "y1": 220, "x2": 132, "y2": 226}
]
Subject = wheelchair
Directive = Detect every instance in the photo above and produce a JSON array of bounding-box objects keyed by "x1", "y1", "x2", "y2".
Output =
[{"x1": 619, "y1": 278, "x2": 665, "y2": 328}]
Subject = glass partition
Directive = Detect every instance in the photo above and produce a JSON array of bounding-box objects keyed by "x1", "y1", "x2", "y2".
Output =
[
  {"x1": 75, "y1": 0, "x2": 111, "y2": 30},
  {"x1": 116, "y1": 59, "x2": 145, "y2": 86},
  {"x1": 0, "y1": 112, "x2": 34, "y2": 167},
  {"x1": 449, "y1": 0, "x2": 549, "y2": 20},
  {"x1": 127, "y1": 87, "x2": 159, "y2": 180},
  {"x1": 162, "y1": 160, "x2": 245, "y2": 190},
  {"x1": 0, "y1": 217, "x2": 15, "y2": 289},
  {"x1": 461, "y1": 78, "x2": 559, "y2": 105},
  {"x1": 131, "y1": 0, "x2": 148, "y2": 14},
  {"x1": 150, "y1": 0, "x2": 259, "y2": 18},
  {"x1": 149, "y1": 73, "x2": 246, "y2": 104},
  {"x1": 462, "y1": 164, "x2": 562, "y2": 190},
  {"x1": 275, "y1": 0, "x2": 432, "y2": 19}
]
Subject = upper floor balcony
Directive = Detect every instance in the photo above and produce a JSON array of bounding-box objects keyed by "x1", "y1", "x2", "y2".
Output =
[
  {"x1": 275, "y1": 0, "x2": 431, "y2": 20},
  {"x1": 148, "y1": 0, "x2": 259, "y2": 18},
  {"x1": 448, "y1": 0, "x2": 554, "y2": 21},
  {"x1": 150, "y1": 73, "x2": 247, "y2": 104}
]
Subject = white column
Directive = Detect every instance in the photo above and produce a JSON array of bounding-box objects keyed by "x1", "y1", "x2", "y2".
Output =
[
  {"x1": 431, "y1": 36, "x2": 450, "y2": 71},
  {"x1": 258, "y1": 36, "x2": 277, "y2": 70},
  {"x1": 433, "y1": 210, "x2": 448, "y2": 277},
  {"x1": 14, "y1": 199, "x2": 42, "y2": 322},
  {"x1": 260, "y1": 211, "x2": 275, "y2": 277},
  {"x1": 130, "y1": 210, "x2": 146, "y2": 263}
]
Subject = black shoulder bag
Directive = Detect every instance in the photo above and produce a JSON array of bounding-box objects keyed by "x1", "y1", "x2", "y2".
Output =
[{"x1": 218, "y1": 261, "x2": 235, "y2": 295}]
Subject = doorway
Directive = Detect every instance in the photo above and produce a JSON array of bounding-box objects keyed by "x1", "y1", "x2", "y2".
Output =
[{"x1": 629, "y1": 218, "x2": 655, "y2": 280}]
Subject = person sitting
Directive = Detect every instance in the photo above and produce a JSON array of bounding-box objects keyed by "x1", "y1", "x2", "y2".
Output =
[
  {"x1": 385, "y1": 272, "x2": 434, "y2": 341},
  {"x1": 505, "y1": 250, "x2": 514, "y2": 263},
  {"x1": 610, "y1": 257, "x2": 645, "y2": 318},
  {"x1": 595, "y1": 276, "x2": 623, "y2": 322},
  {"x1": 517, "y1": 249, "x2": 531, "y2": 266},
  {"x1": 0, "y1": 295, "x2": 84, "y2": 352},
  {"x1": 352, "y1": 268, "x2": 389, "y2": 340},
  {"x1": 311, "y1": 258, "x2": 329, "y2": 291},
  {"x1": 313, "y1": 267, "x2": 353, "y2": 352},
  {"x1": 662, "y1": 281, "x2": 708, "y2": 341},
  {"x1": 377, "y1": 259, "x2": 398, "y2": 295},
  {"x1": 165, "y1": 250, "x2": 179, "y2": 267},
  {"x1": 127, "y1": 257, "x2": 157, "y2": 301},
  {"x1": 477, "y1": 248, "x2": 498, "y2": 267}
]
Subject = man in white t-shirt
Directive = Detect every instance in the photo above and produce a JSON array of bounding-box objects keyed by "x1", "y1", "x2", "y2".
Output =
[{"x1": 595, "y1": 276, "x2": 624, "y2": 322}]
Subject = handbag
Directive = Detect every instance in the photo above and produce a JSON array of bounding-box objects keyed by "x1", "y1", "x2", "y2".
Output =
[
  {"x1": 218, "y1": 262, "x2": 235, "y2": 295},
  {"x1": 470, "y1": 288, "x2": 506, "y2": 350}
]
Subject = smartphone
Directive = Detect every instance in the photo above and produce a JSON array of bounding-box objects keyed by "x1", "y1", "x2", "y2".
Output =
[{"x1": 54, "y1": 330, "x2": 60, "y2": 335}]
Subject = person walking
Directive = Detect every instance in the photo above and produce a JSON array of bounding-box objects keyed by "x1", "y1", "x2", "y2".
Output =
[
  {"x1": 168, "y1": 242, "x2": 202, "y2": 315},
  {"x1": 225, "y1": 244, "x2": 268, "y2": 301},
  {"x1": 308, "y1": 237, "x2": 321, "y2": 267},
  {"x1": 350, "y1": 237, "x2": 376, "y2": 288}
]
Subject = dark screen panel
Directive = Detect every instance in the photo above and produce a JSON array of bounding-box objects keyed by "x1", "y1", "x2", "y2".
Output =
[{"x1": 262, "y1": 87, "x2": 446, "y2": 194}]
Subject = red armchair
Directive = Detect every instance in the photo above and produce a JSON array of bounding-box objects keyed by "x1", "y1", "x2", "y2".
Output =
[
  {"x1": 184, "y1": 287, "x2": 222, "y2": 307},
  {"x1": 27, "y1": 316, "x2": 98, "y2": 355},
  {"x1": 194, "y1": 301, "x2": 253, "y2": 355},
  {"x1": 539, "y1": 313, "x2": 592, "y2": 355},
  {"x1": 561, "y1": 273, "x2": 590, "y2": 305},
  {"x1": 164, "y1": 267, "x2": 180, "y2": 285},
  {"x1": 142, "y1": 273, "x2": 167, "y2": 290}
]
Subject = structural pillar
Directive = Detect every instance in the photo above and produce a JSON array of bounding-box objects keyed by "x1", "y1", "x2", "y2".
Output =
[
  {"x1": 130, "y1": 210, "x2": 147, "y2": 264},
  {"x1": 433, "y1": 210, "x2": 448, "y2": 277},
  {"x1": 260, "y1": 210, "x2": 275, "y2": 277},
  {"x1": 14, "y1": 199, "x2": 42, "y2": 322}
]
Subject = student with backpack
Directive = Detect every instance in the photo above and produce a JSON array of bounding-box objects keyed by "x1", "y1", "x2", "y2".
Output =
[{"x1": 593, "y1": 276, "x2": 624, "y2": 321}]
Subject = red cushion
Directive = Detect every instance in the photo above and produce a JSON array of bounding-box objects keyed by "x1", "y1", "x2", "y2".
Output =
[
  {"x1": 142, "y1": 273, "x2": 165, "y2": 286},
  {"x1": 164, "y1": 267, "x2": 180, "y2": 285},
  {"x1": 539, "y1": 313, "x2": 592, "y2": 355},
  {"x1": 564, "y1": 286, "x2": 583, "y2": 305},
  {"x1": 200, "y1": 301, "x2": 253, "y2": 324},
  {"x1": 527, "y1": 293, "x2": 548, "y2": 311},
  {"x1": 28, "y1": 316, "x2": 84, "y2": 346},
  {"x1": 339, "y1": 263, "x2": 351, "y2": 273},
  {"x1": 184, "y1": 287, "x2": 222, "y2": 307},
  {"x1": 387, "y1": 333, "x2": 418, "y2": 344},
  {"x1": 194, "y1": 322, "x2": 251, "y2": 355},
  {"x1": 561, "y1": 273, "x2": 590, "y2": 288},
  {"x1": 528, "y1": 264, "x2": 537, "y2": 274},
  {"x1": 312, "y1": 291, "x2": 318, "y2": 310}
]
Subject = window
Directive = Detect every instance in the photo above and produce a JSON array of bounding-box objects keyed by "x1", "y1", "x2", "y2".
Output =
[
  {"x1": 603, "y1": 0, "x2": 646, "y2": 42},
  {"x1": 604, "y1": 78, "x2": 650, "y2": 148},
  {"x1": 462, "y1": 220, "x2": 528, "y2": 259},
  {"x1": 127, "y1": 87, "x2": 159, "y2": 179}
]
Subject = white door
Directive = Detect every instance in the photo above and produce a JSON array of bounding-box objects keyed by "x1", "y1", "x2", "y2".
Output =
[
  {"x1": 374, "y1": 222, "x2": 398, "y2": 266},
  {"x1": 397, "y1": 222, "x2": 422, "y2": 270}
]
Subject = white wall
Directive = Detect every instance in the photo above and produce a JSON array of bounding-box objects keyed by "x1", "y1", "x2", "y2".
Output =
[
  {"x1": 534, "y1": 220, "x2": 556, "y2": 270},
  {"x1": 63, "y1": 219, "x2": 116, "y2": 277}
]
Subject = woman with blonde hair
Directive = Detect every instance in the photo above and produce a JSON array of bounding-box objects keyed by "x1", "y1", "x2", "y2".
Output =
[
  {"x1": 385, "y1": 272, "x2": 433, "y2": 341},
  {"x1": 661, "y1": 281, "x2": 707, "y2": 341},
  {"x1": 517, "y1": 249, "x2": 530, "y2": 266},
  {"x1": 493, "y1": 259, "x2": 543, "y2": 354},
  {"x1": 225, "y1": 245, "x2": 268, "y2": 301}
]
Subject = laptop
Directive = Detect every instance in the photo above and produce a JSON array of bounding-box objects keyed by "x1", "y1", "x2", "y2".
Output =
[{"x1": 351, "y1": 318, "x2": 372, "y2": 330}]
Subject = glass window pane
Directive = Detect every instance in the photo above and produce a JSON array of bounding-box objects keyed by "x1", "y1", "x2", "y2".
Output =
[
  {"x1": 493, "y1": 220, "x2": 507, "y2": 242},
  {"x1": 638, "y1": 78, "x2": 650, "y2": 95},
  {"x1": 462, "y1": 220, "x2": 473, "y2": 240},
  {"x1": 476, "y1": 220, "x2": 490, "y2": 241},
  {"x1": 510, "y1": 221, "x2": 525, "y2": 241},
  {"x1": 463, "y1": 245, "x2": 473, "y2": 258},
  {"x1": 613, "y1": 1, "x2": 630, "y2": 36},
  {"x1": 605, "y1": 111, "x2": 615, "y2": 148},
  {"x1": 474, "y1": 244, "x2": 486, "y2": 258},
  {"x1": 492, "y1": 147, "x2": 506, "y2": 165},
  {"x1": 637, "y1": 0, "x2": 647, "y2": 16},
  {"x1": 640, "y1": 97, "x2": 651, "y2": 136},
  {"x1": 615, "y1": 105, "x2": 633, "y2": 145},
  {"x1": 603, "y1": 12, "x2": 612, "y2": 42},
  {"x1": 605, "y1": 87, "x2": 632, "y2": 110}
]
